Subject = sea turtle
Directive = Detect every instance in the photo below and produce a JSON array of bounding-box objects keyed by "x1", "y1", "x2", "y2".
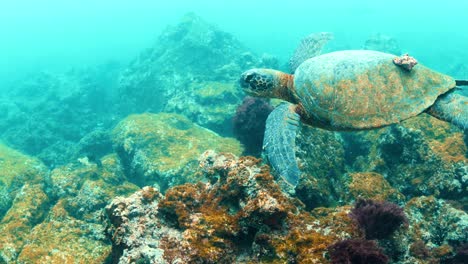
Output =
[{"x1": 239, "y1": 49, "x2": 468, "y2": 188}]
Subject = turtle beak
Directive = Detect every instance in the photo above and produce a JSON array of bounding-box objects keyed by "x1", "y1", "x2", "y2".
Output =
[{"x1": 239, "y1": 71, "x2": 254, "y2": 89}]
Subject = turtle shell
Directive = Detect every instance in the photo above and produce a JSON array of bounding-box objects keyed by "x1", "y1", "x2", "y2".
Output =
[{"x1": 294, "y1": 50, "x2": 455, "y2": 129}]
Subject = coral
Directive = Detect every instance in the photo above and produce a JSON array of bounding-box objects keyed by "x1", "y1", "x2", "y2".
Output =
[
  {"x1": 111, "y1": 113, "x2": 242, "y2": 190},
  {"x1": 232, "y1": 96, "x2": 273, "y2": 156},
  {"x1": 349, "y1": 199, "x2": 407, "y2": 240},
  {"x1": 327, "y1": 239, "x2": 389, "y2": 264},
  {"x1": 105, "y1": 151, "x2": 360, "y2": 263}
]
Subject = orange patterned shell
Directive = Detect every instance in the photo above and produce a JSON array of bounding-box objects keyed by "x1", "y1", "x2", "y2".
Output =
[{"x1": 294, "y1": 50, "x2": 455, "y2": 129}]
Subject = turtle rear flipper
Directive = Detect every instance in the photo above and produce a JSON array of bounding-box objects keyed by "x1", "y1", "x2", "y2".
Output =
[
  {"x1": 427, "y1": 89, "x2": 468, "y2": 129},
  {"x1": 263, "y1": 102, "x2": 301, "y2": 187}
]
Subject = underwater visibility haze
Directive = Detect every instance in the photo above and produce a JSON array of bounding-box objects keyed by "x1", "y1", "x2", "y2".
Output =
[{"x1": 0, "y1": 1, "x2": 467, "y2": 263}]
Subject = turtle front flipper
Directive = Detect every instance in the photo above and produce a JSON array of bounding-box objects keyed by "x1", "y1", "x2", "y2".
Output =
[
  {"x1": 427, "y1": 88, "x2": 468, "y2": 129},
  {"x1": 263, "y1": 102, "x2": 301, "y2": 187}
]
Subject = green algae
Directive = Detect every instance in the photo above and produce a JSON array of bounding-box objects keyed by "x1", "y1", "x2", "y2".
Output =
[{"x1": 112, "y1": 113, "x2": 243, "y2": 189}]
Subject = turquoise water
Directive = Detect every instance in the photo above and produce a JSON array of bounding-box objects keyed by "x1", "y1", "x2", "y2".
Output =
[
  {"x1": 0, "y1": 1, "x2": 467, "y2": 263},
  {"x1": 1, "y1": 0, "x2": 467, "y2": 86}
]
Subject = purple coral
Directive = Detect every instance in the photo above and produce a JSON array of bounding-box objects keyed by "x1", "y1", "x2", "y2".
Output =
[
  {"x1": 350, "y1": 199, "x2": 408, "y2": 240},
  {"x1": 232, "y1": 96, "x2": 273, "y2": 156},
  {"x1": 328, "y1": 239, "x2": 389, "y2": 264}
]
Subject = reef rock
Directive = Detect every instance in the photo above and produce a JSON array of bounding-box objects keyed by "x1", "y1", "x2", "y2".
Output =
[
  {"x1": 117, "y1": 13, "x2": 277, "y2": 134},
  {"x1": 383, "y1": 196, "x2": 468, "y2": 264},
  {"x1": 105, "y1": 151, "x2": 360, "y2": 264},
  {"x1": 111, "y1": 113, "x2": 243, "y2": 190},
  {"x1": 0, "y1": 144, "x2": 139, "y2": 263},
  {"x1": 0, "y1": 63, "x2": 120, "y2": 167},
  {"x1": 349, "y1": 115, "x2": 467, "y2": 201},
  {"x1": 294, "y1": 127, "x2": 347, "y2": 209},
  {"x1": 0, "y1": 143, "x2": 47, "y2": 219}
]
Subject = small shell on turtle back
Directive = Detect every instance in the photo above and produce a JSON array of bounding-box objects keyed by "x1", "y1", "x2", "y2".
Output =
[{"x1": 393, "y1": 53, "x2": 418, "y2": 71}]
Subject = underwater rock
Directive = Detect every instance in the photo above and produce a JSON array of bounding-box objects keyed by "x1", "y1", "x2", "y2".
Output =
[
  {"x1": 0, "y1": 64, "x2": 120, "y2": 167},
  {"x1": 0, "y1": 144, "x2": 139, "y2": 263},
  {"x1": 384, "y1": 196, "x2": 468, "y2": 264},
  {"x1": 294, "y1": 126, "x2": 346, "y2": 209},
  {"x1": 111, "y1": 113, "x2": 243, "y2": 191},
  {"x1": 105, "y1": 151, "x2": 360, "y2": 263},
  {"x1": 363, "y1": 33, "x2": 402, "y2": 55},
  {"x1": 0, "y1": 143, "x2": 47, "y2": 219},
  {"x1": 349, "y1": 115, "x2": 467, "y2": 201},
  {"x1": 49, "y1": 154, "x2": 139, "y2": 221},
  {"x1": 0, "y1": 183, "x2": 50, "y2": 263},
  {"x1": 16, "y1": 200, "x2": 112, "y2": 264},
  {"x1": 344, "y1": 172, "x2": 404, "y2": 203},
  {"x1": 116, "y1": 13, "x2": 249, "y2": 114},
  {"x1": 116, "y1": 13, "x2": 276, "y2": 135},
  {"x1": 164, "y1": 81, "x2": 244, "y2": 135}
]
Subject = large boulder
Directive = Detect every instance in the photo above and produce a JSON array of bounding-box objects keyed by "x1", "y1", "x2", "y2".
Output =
[
  {"x1": 111, "y1": 113, "x2": 243, "y2": 190},
  {"x1": 0, "y1": 143, "x2": 47, "y2": 219},
  {"x1": 349, "y1": 115, "x2": 467, "y2": 201}
]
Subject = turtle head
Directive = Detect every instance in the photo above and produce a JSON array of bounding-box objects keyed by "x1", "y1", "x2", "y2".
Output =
[
  {"x1": 240, "y1": 69, "x2": 277, "y2": 97},
  {"x1": 240, "y1": 69, "x2": 295, "y2": 102}
]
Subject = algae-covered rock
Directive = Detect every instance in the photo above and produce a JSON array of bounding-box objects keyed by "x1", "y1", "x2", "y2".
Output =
[
  {"x1": 0, "y1": 144, "x2": 138, "y2": 263},
  {"x1": 49, "y1": 154, "x2": 139, "y2": 221},
  {"x1": 105, "y1": 151, "x2": 360, "y2": 264},
  {"x1": 0, "y1": 184, "x2": 50, "y2": 263},
  {"x1": 349, "y1": 115, "x2": 467, "y2": 201},
  {"x1": 0, "y1": 64, "x2": 120, "y2": 167},
  {"x1": 117, "y1": 13, "x2": 251, "y2": 116},
  {"x1": 383, "y1": 196, "x2": 468, "y2": 264},
  {"x1": 0, "y1": 143, "x2": 47, "y2": 218},
  {"x1": 112, "y1": 113, "x2": 243, "y2": 190},
  {"x1": 116, "y1": 13, "x2": 277, "y2": 134},
  {"x1": 344, "y1": 172, "x2": 404, "y2": 203},
  {"x1": 17, "y1": 201, "x2": 111, "y2": 264},
  {"x1": 294, "y1": 127, "x2": 346, "y2": 209},
  {"x1": 164, "y1": 81, "x2": 244, "y2": 134}
]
